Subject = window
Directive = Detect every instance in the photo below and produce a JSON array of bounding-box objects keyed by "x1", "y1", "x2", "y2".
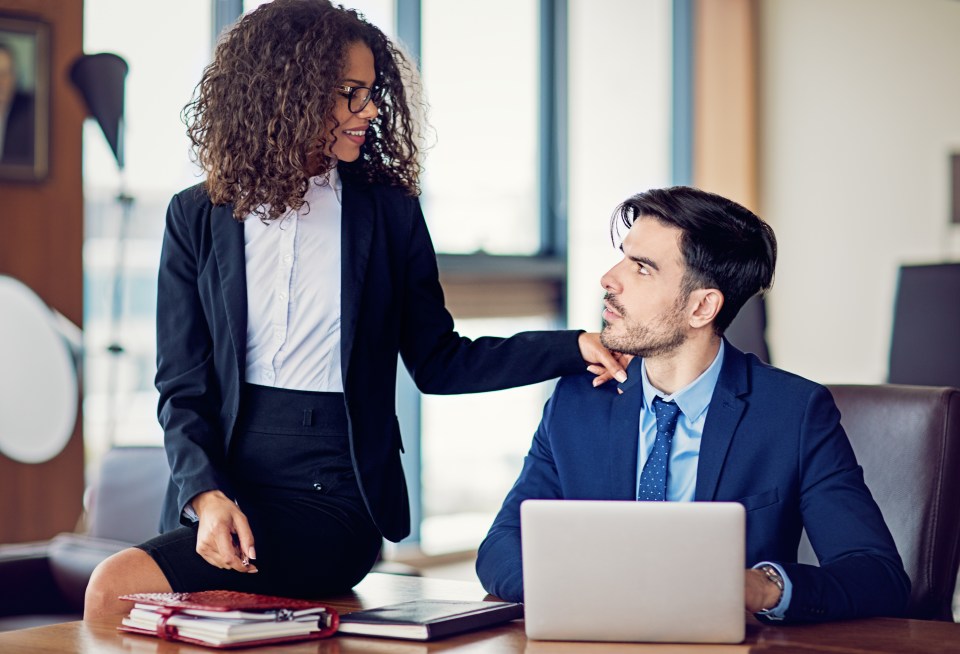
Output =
[
  {"x1": 419, "y1": 316, "x2": 558, "y2": 554},
  {"x1": 406, "y1": 0, "x2": 562, "y2": 555},
  {"x1": 82, "y1": 0, "x2": 213, "y2": 463},
  {"x1": 420, "y1": 0, "x2": 540, "y2": 255},
  {"x1": 244, "y1": 0, "x2": 395, "y2": 33}
]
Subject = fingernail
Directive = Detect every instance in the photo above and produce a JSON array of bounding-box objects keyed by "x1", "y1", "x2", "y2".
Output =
[
  {"x1": 592, "y1": 378, "x2": 601, "y2": 387},
  {"x1": 615, "y1": 371, "x2": 627, "y2": 383},
  {"x1": 249, "y1": 547, "x2": 257, "y2": 560},
  {"x1": 248, "y1": 566, "x2": 259, "y2": 573}
]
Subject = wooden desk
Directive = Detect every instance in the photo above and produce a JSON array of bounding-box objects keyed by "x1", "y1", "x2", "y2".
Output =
[{"x1": 2, "y1": 573, "x2": 959, "y2": 653}]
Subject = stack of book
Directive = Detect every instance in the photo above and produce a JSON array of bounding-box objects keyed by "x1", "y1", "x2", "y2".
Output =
[{"x1": 118, "y1": 590, "x2": 338, "y2": 648}]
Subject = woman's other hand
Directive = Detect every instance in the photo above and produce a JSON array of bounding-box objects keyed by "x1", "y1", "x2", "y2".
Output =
[
  {"x1": 192, "y1": 490, "x2": 259, "y2": 573},
  {"x1": 579, "y1": 332, "x2": 633, "y2": 387}
]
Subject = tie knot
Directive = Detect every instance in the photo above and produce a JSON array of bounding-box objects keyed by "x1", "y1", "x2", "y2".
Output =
[{"x1": 652, "y1": 396, "x2": 681, "y2": 425}]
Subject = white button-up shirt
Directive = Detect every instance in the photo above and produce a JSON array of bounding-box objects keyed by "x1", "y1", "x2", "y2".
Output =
[{"x1": 243, "y1": 169, "x2": 343, "y2": 392}]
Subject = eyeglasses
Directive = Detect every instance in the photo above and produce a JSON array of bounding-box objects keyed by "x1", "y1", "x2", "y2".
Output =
[{"x1": 334, "y1": 84, "x2": 379, "y2": 114}]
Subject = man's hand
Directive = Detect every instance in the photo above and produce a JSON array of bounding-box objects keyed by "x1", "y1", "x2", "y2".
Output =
[
  {"x1": 744, "y1": 568, "x2": 782, "y2": 614},
  {"x1": 578, "y1": 332, "x2": 632, "y2": 387},
  {"x1": 192, "y1": 490, "x2": 259, "y2": 573}
]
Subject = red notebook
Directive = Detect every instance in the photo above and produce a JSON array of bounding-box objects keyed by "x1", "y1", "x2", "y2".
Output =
[{"x1": 118, "y1": 590, "x2": 339, "y2": 649}]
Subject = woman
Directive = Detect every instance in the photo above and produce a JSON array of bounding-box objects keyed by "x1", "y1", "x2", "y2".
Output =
[{"x1": 84, "y1": 0, "x2": 624, "y2": 620}]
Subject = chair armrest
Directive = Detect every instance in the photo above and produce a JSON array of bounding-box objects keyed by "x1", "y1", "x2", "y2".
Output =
[{"x1": 0, "y1": 541, "x2": 73, "y2": 616}]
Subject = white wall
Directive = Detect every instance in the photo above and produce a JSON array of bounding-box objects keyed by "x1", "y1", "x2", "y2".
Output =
[
  {"x1": 567, "y1": 0, "x2": 673, "y2": 332},
  {"x1": 760, "y1": 0, "x2": 960, "y2": 383}
]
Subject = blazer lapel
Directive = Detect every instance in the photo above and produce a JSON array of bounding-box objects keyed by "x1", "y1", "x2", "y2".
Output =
[
  {"x1": 695, "y1": 342, "x2": 749, "y2": 501},
  {"x1": 211, "y1": 204, "x2": 247, "y2": 378},
  {"x1": 607, "y1": 358, "x2": 645, "y2": 500},
  {"x1": 339, "y1": 170, "x2": 375, "y2": 382}
]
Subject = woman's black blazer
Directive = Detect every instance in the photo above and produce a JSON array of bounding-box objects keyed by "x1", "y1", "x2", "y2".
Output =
[{"x1": 155, "y1": 168, "x2": 584, "y2": 542}]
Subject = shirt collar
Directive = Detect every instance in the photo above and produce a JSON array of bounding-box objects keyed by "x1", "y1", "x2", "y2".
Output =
[
  {"x1": 244, "y1": 168, "x2": 342, "y2": 227},
  {"x1": 309, "y1": 166, "x2": 341, "y2": 190},
  {"x1": 640, "y1": 339, "x2": 725, "y2": 422},
  {"x1": 304, "y1": 167, "x2": 341, "y2": 204}
]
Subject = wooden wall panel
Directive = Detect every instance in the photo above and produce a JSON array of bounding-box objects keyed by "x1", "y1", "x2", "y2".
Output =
[
  {"x1": 0, "y1": 0, "x2": 84, "y2": 543},
  {"x1": 693, "y1": 0, "x2": 759, "y2": 212}
]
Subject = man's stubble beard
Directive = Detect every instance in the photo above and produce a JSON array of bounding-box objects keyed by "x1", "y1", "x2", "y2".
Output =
[{"x1": 600, "y1": 294, "x2": 689, "y2": 359}]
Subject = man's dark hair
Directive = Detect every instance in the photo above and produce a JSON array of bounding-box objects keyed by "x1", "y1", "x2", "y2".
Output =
[{"x1": 611, "y1": 186, "x2": 777, "y2": 334}]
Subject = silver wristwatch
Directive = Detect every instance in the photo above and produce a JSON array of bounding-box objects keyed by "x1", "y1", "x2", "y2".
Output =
[{"x1": 758, "y1": 564, "x2": 785, "y2": 612}]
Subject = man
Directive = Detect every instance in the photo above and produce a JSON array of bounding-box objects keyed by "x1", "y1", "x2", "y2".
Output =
[
  {"x1": 476, "y1": 187, "x2": 910, "y2": 623},
  {"x1": 0, "y1": 43, "x2": 35, "y2": 165}
]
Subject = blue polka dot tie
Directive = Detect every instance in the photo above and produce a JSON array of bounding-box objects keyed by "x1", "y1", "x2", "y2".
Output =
[{"x1": 637, "y1": 397, "x2": 681, "y2": 501}]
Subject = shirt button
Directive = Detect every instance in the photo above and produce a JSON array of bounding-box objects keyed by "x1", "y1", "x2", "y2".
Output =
[
  {"x1": 283, "y1": 254, "x2": 293, "y2": 263},
  {"x1": 278, "y1": 292, "x2": 287, "y2": 301}
]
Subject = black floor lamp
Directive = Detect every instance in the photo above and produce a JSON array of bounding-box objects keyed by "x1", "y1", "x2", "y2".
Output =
[{"x1": 69, "y1": 52, "x2": 129, "y2": 446}]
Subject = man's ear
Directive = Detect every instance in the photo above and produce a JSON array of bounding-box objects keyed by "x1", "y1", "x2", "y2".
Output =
[{"x1": 688, "y1": 289, "x2": 724, "y2": 329}]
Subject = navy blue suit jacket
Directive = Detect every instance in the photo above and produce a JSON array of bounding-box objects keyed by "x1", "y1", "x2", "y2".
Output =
[
  {"x1": 476, "y1": 343, "x2": 910, "y2": 623},
  {"x1": 155, "y1": 166, "x2": 585, "y2": 542}
]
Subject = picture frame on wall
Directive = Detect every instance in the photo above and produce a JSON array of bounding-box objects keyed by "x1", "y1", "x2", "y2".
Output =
[{"x1": 0, "y1": 14, "x2": 50, "y2": 182}]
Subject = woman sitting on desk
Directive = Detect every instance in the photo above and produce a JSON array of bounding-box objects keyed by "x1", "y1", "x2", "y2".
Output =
[{"x1": 83, "y1": 0, "x2": 624, "y2": 620}]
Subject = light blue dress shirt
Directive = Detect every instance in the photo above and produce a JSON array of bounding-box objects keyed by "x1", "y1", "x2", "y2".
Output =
[
  {"x1": 635, "y1": 341, "x2": 725, "y2": 503},
  {"x1": 634, "y1": 340, "x2": 792, "y2": 619}
]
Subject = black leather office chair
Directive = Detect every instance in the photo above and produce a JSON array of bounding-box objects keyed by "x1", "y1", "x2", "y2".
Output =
[
  {"x1": 725, "y1": 294, "x2": 770, "y2": 364},
  {"x1": 888, "y1": 263, "x2": 960, "y2": 388},
  {"x1": 0, "y1": 446, "x2": 168, "y2": 630},
  {"x1": 798, "y1": 385, "x2": 960, "y2": 621}
]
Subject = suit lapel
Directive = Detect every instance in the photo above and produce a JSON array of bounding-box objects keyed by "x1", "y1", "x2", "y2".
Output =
[
  {"x1": 339, "y1": 170, "x2": 375, "y2": 382},
  {"x1": 607, "y1": 358, "x2": 645, "y2": 500},
  {"x1": 211, "y1": 203, "x2": 247, "y2": 378},
  {"x1": 695, "y1": 342, "x2": 749, "y2": 501}
]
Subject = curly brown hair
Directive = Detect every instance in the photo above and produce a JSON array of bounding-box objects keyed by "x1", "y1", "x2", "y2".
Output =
[{"x1": 184, "y1": 0, "x2": 424, "y2": 220}]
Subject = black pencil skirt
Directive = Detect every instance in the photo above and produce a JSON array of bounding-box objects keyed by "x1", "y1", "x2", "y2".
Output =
[{"x1": 137, "y1": 384, "x2": 382, "y2": 598}]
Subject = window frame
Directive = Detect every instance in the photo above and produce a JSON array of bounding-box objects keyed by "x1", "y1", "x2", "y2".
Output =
[{"x1": 395, "y1": 0, "x2": 569, "y2": 550}]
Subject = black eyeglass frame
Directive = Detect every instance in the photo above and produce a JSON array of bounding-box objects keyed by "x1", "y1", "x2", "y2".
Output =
[{"x1": 334, "y1": 84, "x2": 380, "y2": 114}]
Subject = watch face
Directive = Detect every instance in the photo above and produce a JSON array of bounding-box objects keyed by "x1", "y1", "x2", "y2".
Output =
[{"x1": 762, "y1": 565, "x2": 784, "y2": 590}]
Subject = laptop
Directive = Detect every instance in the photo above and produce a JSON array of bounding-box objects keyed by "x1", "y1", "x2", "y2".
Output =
[{"x1": 520, "y1": 499, "x2": 745, "y2": 643}]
